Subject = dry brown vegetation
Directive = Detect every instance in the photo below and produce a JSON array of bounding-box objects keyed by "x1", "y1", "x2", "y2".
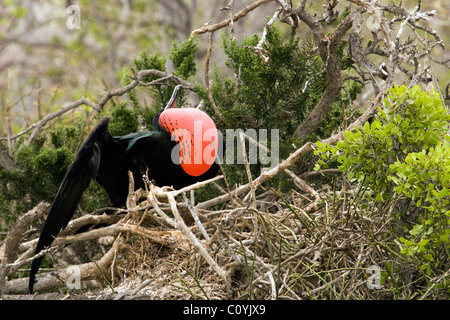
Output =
[{"x1": 0, "y1": 134, "x2": 424, "y2": 299}]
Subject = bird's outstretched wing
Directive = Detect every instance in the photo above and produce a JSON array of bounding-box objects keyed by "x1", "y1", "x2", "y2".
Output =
[
  {"x1": 29, "y1": 117, "x2": 111, "y2": 293},
  {"x1": 28, "y1": 85, "x2": 221, "y2": 293}
]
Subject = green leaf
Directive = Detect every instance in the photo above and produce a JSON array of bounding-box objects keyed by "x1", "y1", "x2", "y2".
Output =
[
  {"x1": 363, "y1": 121, "x2": 370, "y2": 133},
  {"x1": 423, "y1": 254, "x2": 434, "y2": 261},
  {"x1": 410, "y1": 224, "x2": 424, "y2": 236},
  {"x1": 419, "y1": 239, "x2": 429, "y2": 249},
  {"x1": 439, "y1": 188, "x2": 449, "y2": 198},
  {"x1": 416, "y1": 198, "x2": 422, "y2": 207}
]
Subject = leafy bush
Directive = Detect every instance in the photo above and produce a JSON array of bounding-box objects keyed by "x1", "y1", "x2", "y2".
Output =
[
  {"x1": 315, "y1": 85, "x2": 450, "y2": 295},
  {"x1": 0, "y1": 115, "x2": 94, "y2": 229},
  {"x1": 108, "y1": 102, "x2": 139, "y2": 136},
  {"x1": 390, "y1": 142, "x2": 450, "y2": 275},
  {"x1": 170, "y1": 37, "x2": 198, "y2": 79},
  {"x1": 315, "y1": 85, "x2": 450, "y2": 201}
]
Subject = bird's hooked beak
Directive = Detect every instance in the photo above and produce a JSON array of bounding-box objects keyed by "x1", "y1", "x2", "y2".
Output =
[{"x1": 164, "y1": 84, "x2": 183, "y2": 110}]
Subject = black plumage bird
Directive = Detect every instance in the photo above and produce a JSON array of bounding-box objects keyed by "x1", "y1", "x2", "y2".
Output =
[{"x1": 29, "y1": 85, "x2": 220, "y2": 293}]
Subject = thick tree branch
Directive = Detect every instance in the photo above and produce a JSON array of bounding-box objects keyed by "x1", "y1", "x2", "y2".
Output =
[
  {"x1": 291, "y1": 8, "x2": 363, "y2": 139},
  {"x1": 192, "y1": 0, "x2": 274, "y2": 35},
  {"x1": 0, "y1": 143, "x2": 21, "y2": 173}
]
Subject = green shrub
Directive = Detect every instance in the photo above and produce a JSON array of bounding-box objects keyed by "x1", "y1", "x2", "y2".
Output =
[
  {"x1": 315, "y1": 85, "x2": 450, "y2": 201},
  {"x1": 390, "y1": 142, "x2": 450, "y2": 275},
  {"x1": 108, "y1": 102, "x2": 139, "y2": 136},
  {"x1": 0, "y1": 114, "x2": 107, "y2": 230},
  {"x1": 170, "y1": 37, "x2": 198, "y2": 79},
  {"x1": 315, "y1": 85, "x2": 450, "y2": 295},
  {"x1": 200, "y1": 27, "x2": 361, "y2": 144}
]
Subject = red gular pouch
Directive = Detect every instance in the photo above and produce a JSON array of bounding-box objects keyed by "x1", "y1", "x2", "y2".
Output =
[{"x1": 159, "y1": 108, "x2": 219, "y2": 176}]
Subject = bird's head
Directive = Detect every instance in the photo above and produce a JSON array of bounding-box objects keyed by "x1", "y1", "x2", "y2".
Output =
[
  {"x1": 164, "y1": 84, "x2": 183, "y2": 110},
  {"x1": 152, "y1": 84, "x2": 183, "y2": 129}
]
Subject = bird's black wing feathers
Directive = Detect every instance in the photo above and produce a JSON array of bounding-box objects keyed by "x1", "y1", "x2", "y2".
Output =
[
  {"x1": 29, "y1": 117, "x2": 111, "y2": 293},
  {"x1": 127, "y1": 133, "x2": 219, "y2": 189},
  {"x1": 29, "y1": 106, "x2": 220, "y2": 293}
]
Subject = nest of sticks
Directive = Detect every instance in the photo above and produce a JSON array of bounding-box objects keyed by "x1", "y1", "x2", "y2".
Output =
[{"x1": 1, "y1": 142, "x2": 401, "y2": 300}]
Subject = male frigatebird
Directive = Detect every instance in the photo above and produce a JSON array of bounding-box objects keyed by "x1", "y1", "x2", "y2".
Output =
[{"x1": 29, "y1": 85, "x2": 220, "y2": 293}]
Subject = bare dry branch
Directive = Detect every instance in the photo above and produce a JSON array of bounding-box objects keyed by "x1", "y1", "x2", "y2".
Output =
[
  {"x1": 4, "y1": 235, "x2": 124, "y2": 295},
  {"x1": 244, "y1": 8, "x2": 281, "y2": 63},
  {"x1": 192, "y1": 0, "x2": 275, "y2": 35},
  {"x1": 0, "y1": 69, "x2": 195, "y2": 144},
  {"x1": 204, "y1": 32, "x2": 223, "y2": 121},
  {"x1": 0, "y1": 201, "x2": 50, "y2": 295}
]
